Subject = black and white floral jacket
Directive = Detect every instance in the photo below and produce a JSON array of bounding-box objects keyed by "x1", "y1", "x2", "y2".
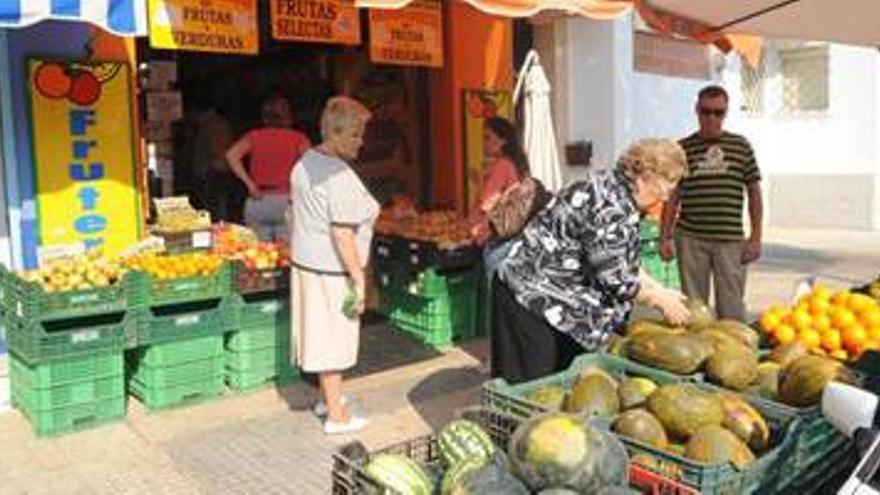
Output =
[{"x1": 498, "y1": 169, "x2": 641, "y2": 350}]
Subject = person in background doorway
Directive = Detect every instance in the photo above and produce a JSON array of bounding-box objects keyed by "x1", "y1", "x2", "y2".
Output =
[
  {"x1": 659, "y1": 85, "x2": 763, "y2": 322},
  {"x1": 226, "y1": 95, "x2": 311, "y2": 242},
  {"x1": 290, "y1": 96, "x2": 378, "y2": 435},
  {"x1": 492, "y1": 139, "x2": 691, "y2": 384},
  {"x1": 470, "y1": 117, "x2": 530, "y2": 281},
  {"x1": 190, "y1": 96, "x2": 235, "y2": 221}
]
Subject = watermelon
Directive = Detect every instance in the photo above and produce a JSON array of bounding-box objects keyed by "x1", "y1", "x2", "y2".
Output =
[
  {"x1": 508, "y1": 412, "x2": 629, "y2": 493},
  {"x1": 364, "y1": 454, "x2": 433, "y2": 495},
  {"x1": 440, "y1": 456, "x2": 489, "y2": 495},
  {"x1": 438, "y1": 419, "x2": 496, "y2": 467},
  {"x1": 443, "y1": 457, "x2": 529, "y2": 495}
]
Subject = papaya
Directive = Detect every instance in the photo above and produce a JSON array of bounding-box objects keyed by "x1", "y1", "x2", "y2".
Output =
[
  {"x1": 564, "y1": 369, "x2": 620, "y2": 417},
  {"x1": 710, "y1": 319, "x2": 761, "y2": 350},
  {"x1": 685, "y1": 298, "x2": 715, "y2": 328},
  {"x1": 626, "y1": 319, "x2": 683, "y2": 337},
  {"x1": 685, "y1": 426, "x2": 756, "y2": 469},
  {"x1": 618, "y1": 377, "x2": 659, "y2": 410},
  {"x1": 778, "y1": 354, "x2": 858, "y2": 407},
  {"x1": 695, "y1": 329, "x2": 746, "y2": 353},
  {"x1": 525, "y1": 386, "x2": 567, "y2": 410},
  {"x1": 606, "y1": 334, "x2": 628, "y2": 356},
  {"x1": 769, "y1": 341, "x2": 809, "y2": 367},
  {"x1": 719, "y1": 394, "x2": 770, "y2": 452},
  {"x1": 612, "y1": 409, "x2": 669, "y2": 449},
  {"x1": 754, "y1": 362, "x2": 781, "y2": 400},
  {"x1": 625, "y1": 333, "x2": 713, "y2": 374},
  {"x1": 705, "y1": 343, "x2": 759, "y2": 391},
  {"x1": 647, "y1": 384, "x2": 724, "y2": 440}
]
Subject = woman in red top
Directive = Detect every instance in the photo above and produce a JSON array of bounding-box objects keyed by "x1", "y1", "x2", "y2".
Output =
[
  {"x1": 226, "y1": 95, "x2": 311, "y2": 242},
  {"x1": 471, "y1": 117, "x2": 529, "y2": 269}
]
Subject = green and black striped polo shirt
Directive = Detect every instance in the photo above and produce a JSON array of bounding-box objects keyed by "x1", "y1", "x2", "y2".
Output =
[{"x1": 678, "y1": 131, "x2": 761, "y2": 241}]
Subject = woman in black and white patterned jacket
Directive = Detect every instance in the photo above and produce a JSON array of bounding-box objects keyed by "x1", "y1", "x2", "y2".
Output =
[{"x1": 491, "y1": 139, "x2": 692, "y2": 384}]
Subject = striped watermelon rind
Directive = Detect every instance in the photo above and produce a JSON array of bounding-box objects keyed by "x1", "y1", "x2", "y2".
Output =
[
  {"x1": 364, "y1": 454, "x2": 433, "y2": 495},
  {"x1": 438, "y1": 419, "x2": 496, "y2": 467},
  {"x1": 439, "y1": 456, "x2": 490, "y2": 495}
]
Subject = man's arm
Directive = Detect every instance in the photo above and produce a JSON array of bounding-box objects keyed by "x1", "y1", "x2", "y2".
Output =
[{"x1": 742, "y1": 181, "x2": 763, "y2": 264}]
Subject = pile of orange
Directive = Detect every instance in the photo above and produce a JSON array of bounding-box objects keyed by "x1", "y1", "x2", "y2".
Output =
[
  {"x1": 759, "y1": 285, "x2": 880, "y2": 362},
  {"x1": 124, "y1": 252, "x2": 223, "y2": 280}
]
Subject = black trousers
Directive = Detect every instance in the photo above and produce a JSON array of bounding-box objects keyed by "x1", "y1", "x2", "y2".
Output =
[{"x1": 490, "y1": 275, "x2": 583, "y2": 385}]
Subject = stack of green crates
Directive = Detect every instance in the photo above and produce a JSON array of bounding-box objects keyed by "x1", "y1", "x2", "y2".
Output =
[
  {"x1": 640, "y1": 219, "x2": 681, "y2": 290},
  {"x1": 127, "y1": 335, "x2": 225, "y2": 410},
  {"x1": 0, "y1": 266, "x2": 141, "y2": 436},
  {"x1": 8, "y1": 352, "x2": 126, "y2": 436},
  {"x1": 380, "y1": 266, "x2": 479, "y2": 351},
  {"x1": 224, "y1": 294, "x2": 295, "y2": 392}
]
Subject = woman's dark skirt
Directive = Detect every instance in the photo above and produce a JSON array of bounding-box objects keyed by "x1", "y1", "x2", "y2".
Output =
[{"x1": 490, "y1": 275, "x2": 583, "y2": 385}]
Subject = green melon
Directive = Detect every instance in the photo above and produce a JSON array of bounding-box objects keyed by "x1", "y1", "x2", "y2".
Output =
[
  {"x1": 364, "y1": 454, "x2": 433, "y2": 495},
  {"x1": 508, "y1": 413, "x2": 629, "y2": 493},
  {"x1": 438, "y1": 419, "x2": 496, "y2": 468},
  {"x1": 445, "y1": 457, "x2": 529, "y2": 495}
]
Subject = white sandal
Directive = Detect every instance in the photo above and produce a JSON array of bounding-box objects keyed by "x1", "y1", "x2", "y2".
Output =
[{"x1": 324, "y1": 415, "x2": 369, "y2": 435}]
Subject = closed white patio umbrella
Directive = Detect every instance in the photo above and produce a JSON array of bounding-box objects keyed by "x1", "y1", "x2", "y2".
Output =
[{"x1": 514, "y1": 50, "x2": 564, "y2": 192}]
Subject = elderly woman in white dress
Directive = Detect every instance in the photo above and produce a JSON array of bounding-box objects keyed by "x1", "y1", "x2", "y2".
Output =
[{"x1": 290, "y1": 96, "x2": 378, "y2": 435}]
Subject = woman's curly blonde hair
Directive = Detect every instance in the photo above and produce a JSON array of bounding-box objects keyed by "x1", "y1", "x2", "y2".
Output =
[{"x1": 616, "y1": 138, "x2": 687, "y2": 182}]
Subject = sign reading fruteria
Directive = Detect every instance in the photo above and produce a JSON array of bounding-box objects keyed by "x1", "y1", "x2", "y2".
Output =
[
  {"x1": 369, "y1": 0, "x2": 443, "y2": 68},
  {"x1": 271, "y1": 0, "x2": 361, "y2": 45},
  {"x1": 28, "y1": 60, "x2": 141, "y2": 257},
  {"x1": 148, "y1": 0, "x2": 258, "y2": 55}
]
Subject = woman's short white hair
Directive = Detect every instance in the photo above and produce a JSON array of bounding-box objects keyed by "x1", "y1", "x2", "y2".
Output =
[
  {"x1": 616, "y1": 138, "x2": 687, "y2": 181},
  {"x1": 320, "y1": 96, "x2": 371, "y2": 141}
]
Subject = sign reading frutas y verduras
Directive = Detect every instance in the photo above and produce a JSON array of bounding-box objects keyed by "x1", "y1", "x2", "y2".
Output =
[
  {"x1": 270, "y1": 0, "x2": 361, "y2": 45},
  {"x1": 369, "y1": 0, "x2": 443, "y2": 68},
  {"x1": 148, "y1": 0, "x2": 258, "y2": 55},
  {"x1": 28, "y1": 60, "x2": 142, "y2": 256}
]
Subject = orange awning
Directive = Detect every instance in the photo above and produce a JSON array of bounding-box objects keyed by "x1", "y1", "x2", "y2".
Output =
[{"x1": 357, "y1": 0, "x2": 633, "y2": 20}]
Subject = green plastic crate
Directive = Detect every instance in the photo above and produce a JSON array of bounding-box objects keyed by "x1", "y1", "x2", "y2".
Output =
[
  {"x1": 134, "y1": 300, "x2": 228, "y2": 347},
  {"x1": 225, "y1": 365, "x2": 279, "y2": 392},
  {"x1": 482, "y1": 353, "x2": 690, "y2": 422},
  {"x1": 12, "y1": 389, "x2": 125, "y2": 437},
  {"x1": 0, "y1": 265, "x2": 146, "y2": 322},
  {"x1": 134, "y1": 334, "x2": 224, "y2": 367},
  {"x1": 224, "y1": 293, "x2": 289, "y2": 330},
  {"x1": 4, "y1": 312, "x2": 133, "y2": 365},
  {"x1": 9, "y1": 354, "x2": 124, "y2": 410},
  {"x1": 226, "y1": 325, "x2": 289, "y2": 352},
  {"x1": 129, "y1": 373, "x2": 224, "y2": 410},
  {"x1": 225, "y1": 345, "x2": 288, "y2": 371},
  {"x1": 6, "y1": 352, "x2": 122, "y2": 387},
  {"x1": 145, "y1": 262, "x2": 231, "y2": 307},
  {"x1": 129, "y1": 355, "x2": 225, "y2": 388},
  {"x1": 618, "y1": 385, "x2": 800, "y2": 495},
  {"x1": 386, "y1": 268, "x2": 479, "y2": 350}
]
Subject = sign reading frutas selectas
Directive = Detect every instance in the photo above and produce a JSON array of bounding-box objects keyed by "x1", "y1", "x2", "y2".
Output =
[
  {"x1": 148, "y1": 0, "x2": 258, "y2": 55},
  {"x1": 270, "y1": 0, "x2": 361, "y2": 45},
  {"x1": 28, "y1": 60, "x2": 142, "y2": 257},
  {"x1": 369, "y1": 0, "x2": 443, "y2": 68}
]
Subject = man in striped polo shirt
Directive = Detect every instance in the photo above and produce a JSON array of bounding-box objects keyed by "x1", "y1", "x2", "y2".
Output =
[{"x1": 660, "y1": 85, "x2": 763, "y2": 321}]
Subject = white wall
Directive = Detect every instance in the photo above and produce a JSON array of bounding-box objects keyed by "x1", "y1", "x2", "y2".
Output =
[{"x1": 725, "y1": 45, "x2": 880, "y2": 177}]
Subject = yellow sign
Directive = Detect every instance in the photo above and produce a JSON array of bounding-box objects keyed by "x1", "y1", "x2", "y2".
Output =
[
  {"x1": 28, "y1": 60, "x2": 141, "y2": 256},
  {"x1": 271, "y1": 0, "x2": 361, "y2": 45},
  {"x1": 463, "y1": 89, "x2": 513, "y2": 213},
  {"x1": 369, "y1": 1, "x2": 443, "y2": 68},
  {"x1": 148, "y1": 0, "x2": 258, "y2": 54}
]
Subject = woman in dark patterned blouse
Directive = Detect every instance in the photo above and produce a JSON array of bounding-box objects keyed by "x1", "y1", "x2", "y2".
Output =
[{"x1": 492, "y1": 139, "x2": 692, "y2": 384}]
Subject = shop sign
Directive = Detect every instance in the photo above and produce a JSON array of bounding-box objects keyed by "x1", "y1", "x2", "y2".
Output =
[
  {"x1": 27, "y1": 59, "x2": 142, "y2": 257},
  {"x1": 369, "y1": 1, "x2": 443, "y2": 68},
  {"x1": 148, "y1": 0, "x2": 258, "y2": 55},
  {"x1": 270, "y1": 0, "x2": 361, "y2": 45},
  {"x1": 462, "y1": 89, "x2": 513, "y2": 213}
]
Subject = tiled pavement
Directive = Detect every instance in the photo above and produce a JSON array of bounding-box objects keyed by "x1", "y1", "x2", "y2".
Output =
[{"x1": 2, "y1": 228, "x2": 880, "y2": 494}]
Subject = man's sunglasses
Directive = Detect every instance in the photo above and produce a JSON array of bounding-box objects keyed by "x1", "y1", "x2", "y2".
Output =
[{"x1": 699, "y1": 107, "x2": 727, "y2": 118}]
